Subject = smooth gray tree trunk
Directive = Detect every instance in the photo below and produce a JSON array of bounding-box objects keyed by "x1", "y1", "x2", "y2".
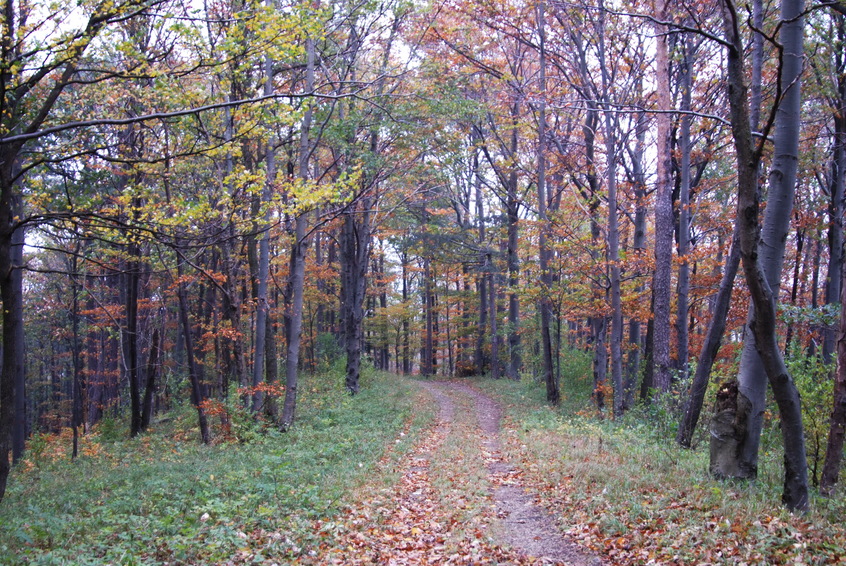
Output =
[
  {"x1": 719, "y1": 0, "x2": 809, "y2": 511},
  {"x1": 680, "y1": 0, "x2": 762, "y2": 448},
  {"x1": 730, "y1": 0, "x2": 805, "y2": 482},
  {"x1": 280, "y1": 35, "x2": 315, "y2": 430}
]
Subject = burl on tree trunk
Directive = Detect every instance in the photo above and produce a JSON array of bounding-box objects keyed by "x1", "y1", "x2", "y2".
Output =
[{"x1": 710, "y1": 380, "x2": 754, "y2": 479}]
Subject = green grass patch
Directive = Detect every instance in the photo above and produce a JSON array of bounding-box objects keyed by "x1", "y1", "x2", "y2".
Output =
[
  {"x1": 475, "y1": 376, "x2": 846, "y2": 565},
  {"x1": 0, "y1": 368, "x2": 429, "y2": 565}
]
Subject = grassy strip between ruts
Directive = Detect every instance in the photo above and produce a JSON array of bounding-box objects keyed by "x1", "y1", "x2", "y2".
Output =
[
  {"x1": 476, "y1": 377, "x2": 846, "y2": 565},
  {"x1": 0, "y1": 368, "x2": 433, "y2": 566}
]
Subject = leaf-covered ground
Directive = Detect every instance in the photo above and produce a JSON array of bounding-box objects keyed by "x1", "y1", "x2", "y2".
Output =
[
  {"x1": 2, "y1": 371, "x2": 846, "y2": 565},
  {"x1": 303, "y1": 380, "x2": 598, "y2": 565},
  {"x1": 478, "y1": 378, "x2": 846, "y2": 565},
  {"x1": 307, "y1": 383, "x2": 594, "y2": 566}
]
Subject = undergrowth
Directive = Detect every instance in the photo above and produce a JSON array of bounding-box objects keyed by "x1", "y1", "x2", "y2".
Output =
[
  {"x1": 0, "y1": 367, "x2": 429, "y2": 565},
  {"x1": 477, "y1": 375, "x2": 846, "y2": 565}
]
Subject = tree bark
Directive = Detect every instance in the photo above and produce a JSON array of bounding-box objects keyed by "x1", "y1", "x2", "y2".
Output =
[
  {"x1": 401, "y1": 251, "x2": 411, "y2": 374},
  {"x1": 536, "y1": 3, "x2": 557, "y2": 404},
  {"x1": 625, "y1": 102, "x2": 648, "y2": 410},
  {"x1": 0, "y1": 176, "x2": 23, "y2": 500},
  {"x1": 474, "y1": 141, "x2": 489, "y2": 375},
  {"x1": 506, "y1": 101, "x2": 521, "y2": 381},
  {"x1": 681, "y1": 0, "x2": 761, "y2": 449},
  {"x1": 340, "y1": 204, "x2": 371, "y2": 393},
  {"x1": 140, "y1": 328, "x2": 160, "y2": 431},
  {"x1": 821, "y1": 255, "x2": 846, "y2": 494},
  {"x1": 719, "y1": 0, "x2": 809, "y2": 511},
  {"x1": 653, "y1": 0, "x2": 674, "y2": 395},
  {"x1": 70, "y1": 252, "x2": 84, "y2": 459},
  {"x1": 280, "y1": 34, "x2": 314, "y2": 429},
  {"x1": 824, "y1": 19, "x2": 846, "y2": 362},
  {"x1": 251, "y1": 55, "x2": 276, "y2": 414},
  {"x1": 124, "y1": 239, "x2": 142, "y2": 437},
  {"x1": 597, "y1": 2, "x2": 623, "y2": 416},
  {"x1": 423, "y1": 255, "x2": 435, "y2": 376},
  {"x1": 9, "y1": 201, "x2": 24, "y2": 460},
  {"x1": 176, "y1": 261, "x2": 211, "y2": 444},
  {"x1": 675, "y1": 37, "x2": 695, "y2": 382},
  {"x1": 490, "y1": 262, "x2": 501, "y2": 380}
]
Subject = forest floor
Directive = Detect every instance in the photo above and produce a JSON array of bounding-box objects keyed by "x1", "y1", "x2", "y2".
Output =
[
  {"x1": 308, "y1": 380, "x2": 602, "y2": 565},
  {"x1": 3, "y1": 370, "x2": 846, "y2": 565}
]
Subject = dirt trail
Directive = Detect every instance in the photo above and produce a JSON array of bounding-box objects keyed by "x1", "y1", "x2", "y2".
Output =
[
  {"x1": 441, "y1": 382, "x2": 602, "y2": 566},
  {"x1": 314, "y1": 380, "x2": 602, "y2": 565}
]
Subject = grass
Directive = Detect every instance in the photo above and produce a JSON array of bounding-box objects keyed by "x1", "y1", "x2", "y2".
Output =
[
  {"x1": 4, "y1": 358, "x2": 845, "y2": 565},
  {"x1": 475, "y1": 373, "x2": 846, "y2": 565},
  {"x1": 0, "y1": 366, "x2": 431, "y2": 566}
]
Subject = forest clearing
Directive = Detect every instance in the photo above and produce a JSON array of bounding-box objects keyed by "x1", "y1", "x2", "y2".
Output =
[{"x1": 1, "y1": 369, "x2": 845, "y2": 564}]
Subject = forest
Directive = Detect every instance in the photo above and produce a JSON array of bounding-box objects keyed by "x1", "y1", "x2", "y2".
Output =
[{"x1": 1, "y1": 0, "x2": 846, "y2": 562}]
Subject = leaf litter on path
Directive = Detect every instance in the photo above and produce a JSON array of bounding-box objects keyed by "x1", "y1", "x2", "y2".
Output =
[{"x1": 305, "y1": 381, "x2": 602, "y2": 566}]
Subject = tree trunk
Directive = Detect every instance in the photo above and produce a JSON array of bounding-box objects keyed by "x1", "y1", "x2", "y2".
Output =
[
  {"x1": 536, "y1": 3, "x2": 557, "y2": 404},
  {"x1": 251, "y1": 56, "x2": 277, "y2": 413},
  {"x1": 821, "y1": 13, "x2": 846, "y2": 494},
  {"x1": 124, "y1": 242, "x2": 142, "y2": 437},
  {"x1": 719, "y1": 0, "x2": 809, "y2": 511},
  {"x1": 506, "y1": 102, "x2": 521, "y2": 381},
  {"x1": 280, "y1": 34, "x2": 314, "y2": 429},
  {"x1": 0, "y1": 174, "x2": 24, "y2": 500},
  {"x1": 675, "y1": 37, "x2": 695, "y2": 382},
  {"x1": 824, "y1": 28, "x2": 846, "y2": 362},
  {"x1": 490, "y1": 264, "x2": 501, "y2": 380},
  {"x1": 140, "y1": 328, "x2": 160, "y2": 431},
  {"x1": 176, "y1": 257, "x2": 210, "y2": 444},
  {"x1": 474, "y1": 141, "x2": 489, "y2": 375},
  {"x1": 652, "y1": 0, "x2": 674, "y2": 395},
  {"x1": 282, "y1": 215, "x2": 306, "y2": 426},
  {"x1": 821, "y1": 254, "x2": 846, "y2": 494},
  {"x1": 683, "y1": 0, "x2": 761, "y2": 449},
  {"x1": 9, "y1": 204, "x2": 24, "y2": 460},
  {"x1": 597, "y1": 5, "x2": 623, "y2": 416},
  {"x1": 784, "y1": 222, "x2": 805, "y2": 353},
  {"x1": 625, "y1": 102, "x2": 648, "y2": 410},
  {"x1": 340, "y1": 205, "x2": 371, "y2": 394},
  {"x1": 70, "y1": 253, "x2": 84, "y2": 459},
  {"x1": 729, "y1": 0, "x2": 803, "y2": 482},
  {"x1": 580, "y1": 99, "x2": 605, "y2": 410},
  {"x1": 423, "y1": 256, "x2": 434, "y2": 376},
  {"x1": 401, "y1": 252, "x2": 411, "y2": 375}
]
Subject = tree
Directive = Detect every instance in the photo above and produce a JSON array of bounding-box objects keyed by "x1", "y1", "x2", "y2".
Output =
[
  {"x1": 0, "y1": 0, "x2": 169, "y2": 503},
  {"x1": 535, "y1": 2, "x2": 558, "y2": 404},
  {"x1": 280, "y1": 30, "x2": 316, "y2": 429},
  {"x1": 652, "y1": 0, "x2": 674, "y2": 395},
  {"x1": 717, "y1": 0, "x2": 809, "y2": 511}
]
